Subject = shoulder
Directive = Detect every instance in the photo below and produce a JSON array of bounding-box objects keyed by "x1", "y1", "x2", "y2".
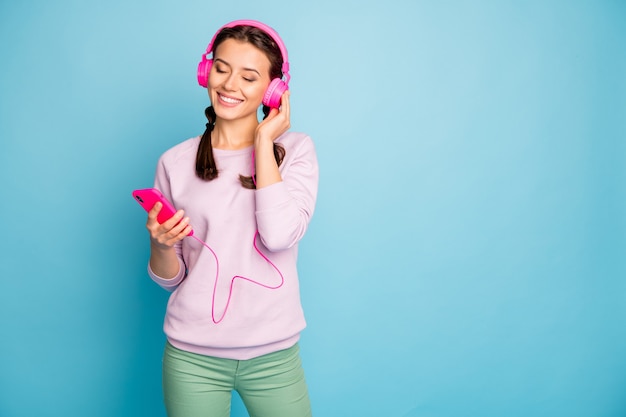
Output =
[
  {"x1": 158, "y1": 136, "x2": 200, "y2": 166},
  {"x1": 275, "y1": 132, "x2": 319, "y2": 178},
  {"x1": 275, "y1": 131, "x2": 315, "y2": 155}
]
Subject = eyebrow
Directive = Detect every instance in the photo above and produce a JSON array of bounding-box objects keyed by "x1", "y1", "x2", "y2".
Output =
[{"x1": 214, "y1": 58, "x2": 261, "y2": 76}]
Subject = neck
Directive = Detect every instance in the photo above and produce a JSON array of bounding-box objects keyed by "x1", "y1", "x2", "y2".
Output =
[{"x1": 212, "y1": 116, "x2": 258, "y2": 150}]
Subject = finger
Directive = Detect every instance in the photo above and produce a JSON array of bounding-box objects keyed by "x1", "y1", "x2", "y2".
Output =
[
  {"x1": 147, "y1": 202, "x2": 162, "y2": 220},
  {"x1": 146, "y1": 203, "x2": 163, "y2": 232},
  {"x1": 161, "y1": 209, "x2": 185, "y2": 230},
  {"x1": 277, "y1": 93, "x2": 290, "y2": 129},
  {"x1": 180, "y1": 224, "x2": 193, "y2": 237},
  {"x1": 147, "y1": 208, "x2": 183, "y2": 236},
  {"x1": 166, "y1": 220, "x2": 192, "y2": 244},
  {"x1": 152, "y1": 215, "x2": 189, "y2": 245},
  {"x1": 280, "y1": 91, "x2": 291, "y2": 117},
  {"x1": 169, "y1": 216, "x2": 190, "y2": 237}
]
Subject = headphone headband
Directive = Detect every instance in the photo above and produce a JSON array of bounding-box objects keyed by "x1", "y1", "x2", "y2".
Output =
[{"x1": 202, "y1": 19, "x2": 290, "y2": 84}]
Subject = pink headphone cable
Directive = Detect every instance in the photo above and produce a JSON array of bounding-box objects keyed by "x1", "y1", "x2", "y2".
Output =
[
  {"x1": 184, "y1": 149, "x2": 282, "y2": 324},
  {"x1": 174, "y1": 150, "x2": 281, "y2": 324},
  {"x1": 188, "y1": 231, "x2": 284, "y2": 324}
]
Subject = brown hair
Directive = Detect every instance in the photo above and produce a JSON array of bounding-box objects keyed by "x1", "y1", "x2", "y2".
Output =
[{"x1": 195, "y1": 25, "x2": 286, "y2": 189}]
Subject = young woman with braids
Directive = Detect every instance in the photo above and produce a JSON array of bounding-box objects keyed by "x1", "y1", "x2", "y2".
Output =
[{"x1": 143, "y1": 20, "x2": 317, "y2": 417}]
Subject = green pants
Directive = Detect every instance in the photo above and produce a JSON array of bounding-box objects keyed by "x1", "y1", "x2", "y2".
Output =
[{"x1": 162, "y1": 341, "x2": 312, "y2": 417}]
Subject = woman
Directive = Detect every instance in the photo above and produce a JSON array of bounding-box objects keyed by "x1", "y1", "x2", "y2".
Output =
[{"x1": 145, "y1": 20, "x2": 318, "y2": 417}]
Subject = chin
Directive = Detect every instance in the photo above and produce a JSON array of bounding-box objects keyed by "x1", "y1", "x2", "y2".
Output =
[{"x1": 215, "y1": 106, "x2": 261, "y2": 122}]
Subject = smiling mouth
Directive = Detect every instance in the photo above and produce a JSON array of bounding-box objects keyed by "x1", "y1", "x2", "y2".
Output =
[{"x1": 219, "y1": 94, "x2": 243, "y2": 104}]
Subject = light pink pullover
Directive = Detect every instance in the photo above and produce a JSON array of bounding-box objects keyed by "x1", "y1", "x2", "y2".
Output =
[{"x1": 148, "y1": 132, "x2": 319, "y2": 360}]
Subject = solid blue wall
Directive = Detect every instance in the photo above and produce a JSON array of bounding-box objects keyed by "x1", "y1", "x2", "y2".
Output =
[{"x1": 1, "y1": 1, "x2": 625, "y2": 416}]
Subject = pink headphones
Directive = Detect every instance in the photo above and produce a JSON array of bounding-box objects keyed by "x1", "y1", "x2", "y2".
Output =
[{"x1": 197, "y1": 19, "x2": 290, "y2": 109}]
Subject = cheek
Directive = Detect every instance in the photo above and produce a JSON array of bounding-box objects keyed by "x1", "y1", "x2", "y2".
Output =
[
  {"x1": 207, "y1": 78, "x2": 224, "y2": 102},
  {"x1": 246, "y1": 82, "x2": 270, "y2": 100},
  {"x1": 207, "y1": 72, "x2": 221, "y2": 90}
]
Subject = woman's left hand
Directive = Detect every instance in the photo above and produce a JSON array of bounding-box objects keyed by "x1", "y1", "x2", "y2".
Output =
[{"x1": 255, "y1": 91, "x2": 291, "y2": 145}]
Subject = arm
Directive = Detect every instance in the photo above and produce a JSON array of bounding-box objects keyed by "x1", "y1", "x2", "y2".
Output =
[
  {"x1": 146, "y1": 158, "x2": 191, "y2": 287},
  {"x1": 147, "y1": 202, "x2": 191, "y2": 279},
  {"x1": 253, "y1": 92, "x2": 319, "y2": 251},
  {"x1": 253, "y1": 91, "x2": 291, "y2": 189},
  {"x1": 254, "y1": 136, "x2": 318, "y2": 251}
]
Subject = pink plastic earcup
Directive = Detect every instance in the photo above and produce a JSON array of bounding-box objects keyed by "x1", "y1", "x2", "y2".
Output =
[{"x1": 262, "y1": 78, "x2": 288, "y2": 108}]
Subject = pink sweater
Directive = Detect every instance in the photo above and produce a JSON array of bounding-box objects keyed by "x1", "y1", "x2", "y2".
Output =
[{"x1": 148, "y1": 132, "x2": 319, "y2": 360}]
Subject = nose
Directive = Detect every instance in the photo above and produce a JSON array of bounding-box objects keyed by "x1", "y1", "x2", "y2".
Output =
[{"x1": 223, "y1": 73, "x2": 237, "y2": 91}]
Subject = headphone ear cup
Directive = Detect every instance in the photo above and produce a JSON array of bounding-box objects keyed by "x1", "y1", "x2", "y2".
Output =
[
  {"x1": 263, "y1": 78, "x2": 288, "y2": 108},
  {"x1": 197, "y1": 58, "x2": 213, "y2": 88}
]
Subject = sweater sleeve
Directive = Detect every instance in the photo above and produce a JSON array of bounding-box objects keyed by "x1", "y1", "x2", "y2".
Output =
[
  {"x1": 255, "y1": 134, "x2": 319, "y2": 251},
  {"x1": 146, "y1": 155, "x2": 187, "y2": 290}
]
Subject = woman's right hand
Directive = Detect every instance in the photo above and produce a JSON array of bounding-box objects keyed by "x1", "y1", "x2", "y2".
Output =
[{"x1": 146, "y1": 202, "x2": 192, "y2": 249}]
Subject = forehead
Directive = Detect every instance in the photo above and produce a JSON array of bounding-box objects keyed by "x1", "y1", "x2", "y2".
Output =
[{"x1": 214, "y1": 39, "x2": 271, "y2": 71}]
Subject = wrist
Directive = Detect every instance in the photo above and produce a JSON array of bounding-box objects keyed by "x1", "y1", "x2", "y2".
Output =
[
  {"x1": 254, "y1": 134, "x2": 274, "y2": 148},
  {"x1": 150, "y1": 240, "x2": 175, "y2": 253}
]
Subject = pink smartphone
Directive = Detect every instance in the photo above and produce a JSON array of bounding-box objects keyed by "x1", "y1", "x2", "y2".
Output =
[{"x1": 132, "y1": 188, "x2": 194, "y2": 236}]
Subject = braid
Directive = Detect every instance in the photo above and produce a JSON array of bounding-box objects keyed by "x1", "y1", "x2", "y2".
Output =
[{"x1": 195, "y1": 106, "x2": 219, "y2": 180}]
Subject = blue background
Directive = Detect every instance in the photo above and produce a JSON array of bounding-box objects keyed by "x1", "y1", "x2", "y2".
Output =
[{"x1": 1, "y1": 1, "x2": 625, "y2": 416}]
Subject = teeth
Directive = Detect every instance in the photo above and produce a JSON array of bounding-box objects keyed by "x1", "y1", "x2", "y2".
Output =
[{"x1": 220, "y1": 95, "x2": 242, "y2": 104}]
